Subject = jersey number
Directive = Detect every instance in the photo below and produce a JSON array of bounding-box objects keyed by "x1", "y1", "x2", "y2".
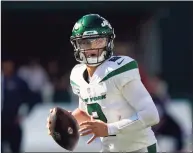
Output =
[{"x1": 87, "y1": 103, "x2": 107, "y2": 123}]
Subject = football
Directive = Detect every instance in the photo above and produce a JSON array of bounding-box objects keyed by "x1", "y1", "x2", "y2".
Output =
[
  {"x1": 72, "y1": 108, "x2": 91, "y2": 125},
  {"x1": 49, "y1": 107, "x2": 79, "y2": 151}
]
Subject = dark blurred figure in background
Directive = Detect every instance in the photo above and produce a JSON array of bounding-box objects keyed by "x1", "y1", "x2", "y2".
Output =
[
  {"x1": 53, "y1": 73, "x2": 71, "y2": 103},
  {"x1": 47, "y1": 60, "x2": 61, "y2": 86},
  {"x1": 18, "y1": 58, "x2": 51, "y2": 104},
  {"x1": 47, "y1": 61, "x2": 71, "y2": 103},
  {"x1": 1, "y1": 60, "x2": 33, "y2": 153},
  {"x1": 150, "y1": 74, "x2": 184, "y2": 152}
]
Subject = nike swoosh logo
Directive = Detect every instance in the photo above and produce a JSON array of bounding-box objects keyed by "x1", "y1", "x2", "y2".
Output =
[{"x1": 117, "y1": 59, "x2": 124, "y2": 65}]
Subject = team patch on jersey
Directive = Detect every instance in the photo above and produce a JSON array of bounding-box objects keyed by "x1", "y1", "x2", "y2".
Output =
[{"x1": 100, "y1": 60, "x2": 138, "y2": 82}]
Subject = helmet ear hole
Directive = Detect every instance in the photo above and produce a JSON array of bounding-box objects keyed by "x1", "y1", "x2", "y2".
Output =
[
  {"x1": 109, "y1": 41, "x2": 114, "y2": 50},
  {"x1": 111, "y1": 42, "x2": 114, "y2": 50},
  {"x1": 107, "y1": 37, "x2": 114, "y2": 51},
  {"x1": 107, "y1": 42, "x2": 111, "y2": 50}
]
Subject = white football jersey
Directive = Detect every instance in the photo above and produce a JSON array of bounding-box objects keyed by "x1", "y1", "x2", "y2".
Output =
[{"x1": 70, "y1": 56, "x2": 157, "y2": 152}]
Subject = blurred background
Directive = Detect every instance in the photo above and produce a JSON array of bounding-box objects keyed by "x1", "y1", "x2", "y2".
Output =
[{"x1": 1, "y1": 1, "x2": 193, "y2": 152}]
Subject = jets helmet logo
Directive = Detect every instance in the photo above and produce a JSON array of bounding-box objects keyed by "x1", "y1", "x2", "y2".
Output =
[
  {"x1": 101, "y1": 20, "x2": 112, "y2": 29},
  {"x1": 73, "y1": 22, "x2": 81, "y2": 31}
]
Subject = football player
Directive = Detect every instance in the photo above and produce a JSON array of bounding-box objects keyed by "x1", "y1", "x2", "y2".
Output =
[{"x1": 47, "y1": 14, "x2": 160, "y2": 152}]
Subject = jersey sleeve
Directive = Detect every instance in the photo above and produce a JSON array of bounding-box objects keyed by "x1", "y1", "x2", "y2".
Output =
[
  {"x1": 105, "y1": 57, "x2": 159, "y2": 135},
  {"x1": 113, "y1": 57, "x2": 141, "y2": 89},
  {"x1": 70, "y1": 64, "x2": 87, "y2": 112},
  {"x1": 70, "y1": 64, "x2": 81, "y2": 96},
  {"x1": 70, "y1": 79, "x2": 80, "y2": 96},
  {"x1": 107, "y1": 79, "x2": 160, "y2": 135}
]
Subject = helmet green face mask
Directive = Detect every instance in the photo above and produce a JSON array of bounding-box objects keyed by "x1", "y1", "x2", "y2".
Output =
[{"x1": 70, "y1": 14, "x2": 115, "y2": 66}]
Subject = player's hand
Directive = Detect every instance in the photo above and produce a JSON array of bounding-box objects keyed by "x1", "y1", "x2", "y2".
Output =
[
  {"x1": 46, "y1": 108, "x2": 72, "y2": 135},
  {"x1": 79, "y1": 116, "x2": 108, "y2": 144}
]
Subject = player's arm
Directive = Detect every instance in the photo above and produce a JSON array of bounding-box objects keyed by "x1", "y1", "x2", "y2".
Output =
[
  {"x1": 71, "y1": 97, "x2": 91, "y2": 125},
  {"x1": 69, "y1": 98, "x2": 86, "y2": 114},
  {"x1": 107, "y1": 75, "x2": 160, "y2": 135}
]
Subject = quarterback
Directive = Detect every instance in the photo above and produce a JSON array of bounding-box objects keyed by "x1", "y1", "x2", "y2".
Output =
[{"x1": 47, "y1": 14, "x2": 160, "y2": 152}]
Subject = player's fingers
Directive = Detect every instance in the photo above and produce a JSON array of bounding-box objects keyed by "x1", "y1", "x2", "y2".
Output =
[
  {"x1": 46, "y1": 123, "x2": 49, "y2": 128},
  {"x1": 46, "y1": 121, "x2": 52, "y2": 127},
  {"x1": 79, "y1": 125, "x2": 93, "y2": 133},
  {"x1": 80, "y1": 129, "x2": 93, "y2": 136},
  {"x1": 79, "y1": 121, "x2": 93, "y2": 126},
  {"x1": 90, "y1": 115, "x2": 94, "y2": 121},
  {"x1": 50, "y1": 109, "x2": 53, "y2": 113},
  {"x1": 48, "y1": 129, "x2": 52, "y2": 135},
  {"x1": 47, "y1": 117, "x2": 51, "y2": 123},
  {"x1": 87, "y1": 134, "x2": 97, "y2": 144}
]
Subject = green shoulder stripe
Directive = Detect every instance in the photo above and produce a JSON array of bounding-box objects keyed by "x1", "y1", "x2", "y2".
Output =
[
  {"x1": 100, "y1": 60, "x2": 138, "y2": 82},
  {"x1": 147, "y1": 143, "x2": 157, "y2": 153},
  {"x1": 70, "y1": 80, "x2": 80, "y2": 87}
]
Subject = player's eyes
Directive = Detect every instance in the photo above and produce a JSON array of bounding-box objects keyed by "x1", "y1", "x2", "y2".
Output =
[{"x1": 76, "y1": 38, "x2": 107, "y2": 50}]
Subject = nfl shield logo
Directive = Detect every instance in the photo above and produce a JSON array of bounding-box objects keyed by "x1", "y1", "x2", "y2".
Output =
[{"x1": 87, "y1": 88, "x2": 91, "y2": 94}]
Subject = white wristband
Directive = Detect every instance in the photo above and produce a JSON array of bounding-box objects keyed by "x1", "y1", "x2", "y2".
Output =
[
  {"x1": 107, "y1": 113, "x2": 145, "y2": 136},
  {"x1": 107, "y1": 122, "x2": 119, "y2": 135}
]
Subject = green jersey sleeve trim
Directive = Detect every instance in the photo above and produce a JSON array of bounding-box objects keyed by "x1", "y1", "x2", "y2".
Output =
[
  {"x1": 147, "y1": 143, "x2": 157, "y2": 153},
  {"x1": 70, "y1": 80, "x2": 80, "y2": 87},
  {"x1": 100, "y1": 60, "x2": 138, "y2": 82}
]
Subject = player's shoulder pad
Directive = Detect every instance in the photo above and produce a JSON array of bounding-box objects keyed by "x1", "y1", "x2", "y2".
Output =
[
  {"x1": 100, "y1": 55, "x2": 141, "y2": 87},
  {"x1": 70, "y1": 63, "x2": 86, "y2": 95}
]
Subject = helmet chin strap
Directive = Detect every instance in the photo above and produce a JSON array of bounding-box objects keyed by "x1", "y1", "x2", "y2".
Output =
[
  {"x1": 86, "y1": 63, "x2": 101, "y2": 67},
  {"x1": 77, "y1": 60, "x2": 101, "y2": 66}
]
